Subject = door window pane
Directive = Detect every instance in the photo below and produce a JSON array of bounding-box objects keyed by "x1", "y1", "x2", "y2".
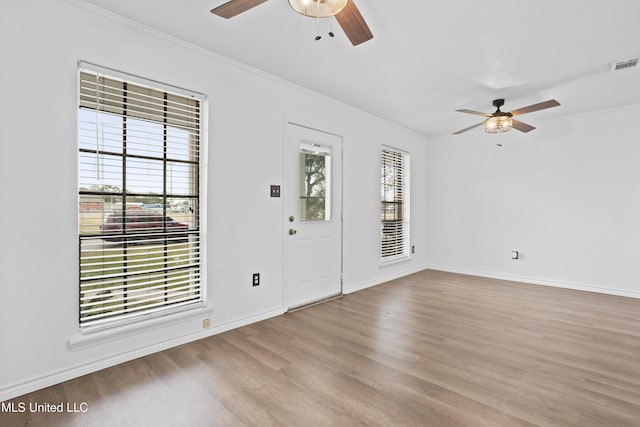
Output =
[{"x1": 299, "y1": 143, "x2": 331, "y2": 221}]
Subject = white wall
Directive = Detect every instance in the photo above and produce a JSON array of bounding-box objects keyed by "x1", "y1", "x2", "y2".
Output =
[
  {"x1": 0, "y1": 0, "x2": 428, "y2": 400},
  {"x1": 426, "y1": 104, "x2": 640, "y2": 297}
]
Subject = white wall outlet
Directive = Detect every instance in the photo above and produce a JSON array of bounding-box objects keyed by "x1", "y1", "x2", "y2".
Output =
[
  {"x1": 512, "y1": 251, "x2": 519, "y2": 260},
  {"x1": 202, "y1": 318, "x2": 211, "y2": 328}
]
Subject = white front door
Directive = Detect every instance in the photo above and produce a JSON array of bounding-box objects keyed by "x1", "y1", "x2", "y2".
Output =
[{"x1": 285, "y1": 123, "x2": 342, "y2": 309}]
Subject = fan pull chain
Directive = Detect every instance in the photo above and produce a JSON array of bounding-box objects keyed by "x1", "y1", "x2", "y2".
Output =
[{"x1": 315, "y1": 18, "x2": 335, "y2": 41}]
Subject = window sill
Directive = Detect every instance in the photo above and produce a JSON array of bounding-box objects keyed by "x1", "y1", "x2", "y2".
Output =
[
  {"x1": 380, "y1": 255, "x2": 411, "y2": 266},
  {"x1": 68, "y1": 304, "x2": 213, "y2": 351}
]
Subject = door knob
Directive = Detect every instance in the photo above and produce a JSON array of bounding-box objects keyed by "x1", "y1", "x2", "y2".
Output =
[{"x1": 289, "y1": 229, "x2": 297, "y2": 235}]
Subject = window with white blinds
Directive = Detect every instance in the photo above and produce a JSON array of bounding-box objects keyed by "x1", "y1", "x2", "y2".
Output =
[
  {"x1": 78, "y1": 64, "x2": 203, "y2": 331},
  {"x1": 381, "y1": 147, "x2": 410, "y2": 261}
]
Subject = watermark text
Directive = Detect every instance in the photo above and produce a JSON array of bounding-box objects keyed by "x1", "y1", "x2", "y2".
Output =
[{"x1": 2, "y1": 401, "x2": 88, "y2": 414}]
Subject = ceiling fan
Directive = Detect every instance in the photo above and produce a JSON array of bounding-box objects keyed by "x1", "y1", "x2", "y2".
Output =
[
  {"x1": 453, "y1": 98, "x2": 560, "y2": 135},
  {"x1": 210, "y1": 0, "x2": 373, "y2": 46}
]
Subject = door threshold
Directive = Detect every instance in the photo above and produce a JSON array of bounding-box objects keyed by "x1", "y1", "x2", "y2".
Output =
[{"x1": 287, "y1": 293, "x2": 343, "y2": 313}]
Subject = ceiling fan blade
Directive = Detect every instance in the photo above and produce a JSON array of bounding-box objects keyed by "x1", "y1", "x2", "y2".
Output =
[
  {"x1": 511, "y1": 119, "x2": 536, "y2": 133},
  {"x1": 510, "y1": 99, "x2": 560, "y2": 116},
  {"x1": 210, "y1": 0, "x2": 269, "y2": 19},
  {"x1": 335, "y1": 0, "x2": 373, "y2": 46},
  {"x1": 455, "y1": 109, "x2": 492, "y2": 117},
  {"x1": 453, "y1": 122, "x2": 485, "y2": 135}
]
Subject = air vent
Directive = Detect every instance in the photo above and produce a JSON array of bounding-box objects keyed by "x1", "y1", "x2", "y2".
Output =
[{"x1": 610, "y1": 58, "x2": 639, "y2": 72}]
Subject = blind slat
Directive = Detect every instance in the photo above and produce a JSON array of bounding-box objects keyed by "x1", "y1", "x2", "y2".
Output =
[
  {"x1": 81, "y1": 282, "x2": 201, "y2": 308},
  {"x1": 381, "y1": 147, "x2": 409, "y2": 260},
  {"x1": 81, "y1": 295, "x2": 202, "y2": 323},
  {"x1": 79, "y1": 66, "x2": 202, "y2": 330},
  {"x1": 79, "y1": 72, "x2": 200, "y2": 132}
]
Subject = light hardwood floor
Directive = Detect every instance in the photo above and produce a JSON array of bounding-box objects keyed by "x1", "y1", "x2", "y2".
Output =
[{"x1": 3, "y1": 270, "x2": 640, "y2": 426}]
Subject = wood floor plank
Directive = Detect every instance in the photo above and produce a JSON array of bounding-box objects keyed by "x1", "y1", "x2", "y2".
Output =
[{"x1": 3, "y1": 270, "x2": 640, "y2": 426}]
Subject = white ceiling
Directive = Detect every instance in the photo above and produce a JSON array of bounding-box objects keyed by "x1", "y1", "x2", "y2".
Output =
[{"x1": 80, "y1": 0, "x2": 640, "y2": 137}]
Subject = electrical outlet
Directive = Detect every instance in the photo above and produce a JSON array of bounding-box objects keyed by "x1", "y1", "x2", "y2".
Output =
[
  {"x1": 411, "y1": 245, "x2": 415, "y2": 254},
  {"x1": 202, "y1": 318, "x2": 211, "y2": 329},
  {"x1": 253, "y1": 273, "x2": 260, "y2": 287}
]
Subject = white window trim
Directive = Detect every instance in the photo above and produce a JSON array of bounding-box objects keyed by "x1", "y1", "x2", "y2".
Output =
[
  {"x1": 76, "y1": 61, "x2": 208, "y2": 336},
  {"x1": 68, "y1": 304, "x2": 213, "y2": 350}
]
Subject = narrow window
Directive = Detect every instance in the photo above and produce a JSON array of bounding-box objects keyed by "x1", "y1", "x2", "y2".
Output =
[
  {"x1": 380, "y1": 147, "x2": 410, "y2": 261},
  {"x1": 78, "y1": 64, "x2": 203, "y2": 331}
]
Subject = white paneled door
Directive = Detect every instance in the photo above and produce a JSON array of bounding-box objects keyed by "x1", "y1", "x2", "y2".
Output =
[{"x1": 285, "y1": 123, "x2": 343, "y2": 309}]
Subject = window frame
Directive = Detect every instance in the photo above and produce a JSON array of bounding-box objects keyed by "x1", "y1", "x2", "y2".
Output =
[
  {"x1": 380, "y1": 146, "x2": 410, "y2": 263},
  {"x1": 77, "y1": 62, "x2": 207, "y2": 333}
]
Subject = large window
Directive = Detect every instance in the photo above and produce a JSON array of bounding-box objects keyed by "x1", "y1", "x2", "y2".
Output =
[
  {"x1": 78, "y1": 64, "x2": 203, "y2": 331},
  {"x1": 380, "y1": 147, "x2": 410, "y2": 261}
]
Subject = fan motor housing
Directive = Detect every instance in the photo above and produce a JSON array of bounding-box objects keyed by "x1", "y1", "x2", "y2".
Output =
[{"x1": 492, "y1": 99, "x2": 512, "y2": 116}]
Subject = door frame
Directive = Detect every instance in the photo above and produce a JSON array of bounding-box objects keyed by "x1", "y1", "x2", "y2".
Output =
[{"x1": 282, "y1": 120, "x2": 344, "y2": 310}]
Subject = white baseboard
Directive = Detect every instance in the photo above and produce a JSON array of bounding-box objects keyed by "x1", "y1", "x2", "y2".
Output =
[
  {"x1": 426, "y1": 264, "x2": 640, "y2": 299},
  {"x1": 343, "y1": 263, "x2": 429, "y2": 294},
  {"x1": 0, "y1": 307, "x2": 285, "y2": 402}
]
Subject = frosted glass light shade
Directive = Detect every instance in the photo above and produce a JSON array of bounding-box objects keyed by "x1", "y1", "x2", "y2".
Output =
[
  {"x1": 484, "y1": 116, "x2": 513, "y2": 133},
  {"x1": 288, "y1": 0, "x2": 348, "y2": 18}
]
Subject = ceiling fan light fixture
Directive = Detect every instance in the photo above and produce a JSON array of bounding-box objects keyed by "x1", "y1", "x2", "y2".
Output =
[
  {"x1": 484, "y1": 115, "x2": 513, "y2": 133},
  {"x1": 288, "y1": 0, "x2": 348, "y2": 18}
]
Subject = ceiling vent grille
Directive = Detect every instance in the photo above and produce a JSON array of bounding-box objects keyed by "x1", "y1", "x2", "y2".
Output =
[{"x1": 610, "y1": 58, "x2": 639, "y2": 72}]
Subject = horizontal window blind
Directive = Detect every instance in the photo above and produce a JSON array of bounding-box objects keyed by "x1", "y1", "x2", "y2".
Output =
[
  {"x1": 381, "y1": 147, "x2": 409, "y2": 260},
  {"x1": 78, "y1": 66, "x2": 203, "y2": 331}
]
